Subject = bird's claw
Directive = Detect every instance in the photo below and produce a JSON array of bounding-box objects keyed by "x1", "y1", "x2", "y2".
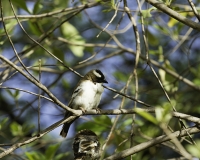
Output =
[
  {"x1": 79, "y1": 107, "x2": 86, "y2": 113},
  {"x1": 95, "y1": 108, "x2": 101, "y2": 113}
]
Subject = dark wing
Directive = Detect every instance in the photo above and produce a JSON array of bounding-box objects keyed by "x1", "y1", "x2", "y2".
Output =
[{"x1": 60, "y1": 85, "x2": 83, "y2": 137}]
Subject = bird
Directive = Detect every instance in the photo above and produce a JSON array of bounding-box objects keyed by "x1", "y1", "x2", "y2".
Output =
[
  {"x1": 60, "y1": 69, "x2": 108, "y2": 137},
  {"x1": 73, "y1": 129, "x2": 100, "y2": 160}
]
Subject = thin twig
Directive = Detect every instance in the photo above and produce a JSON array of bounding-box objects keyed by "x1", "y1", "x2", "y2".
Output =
[
  {"x1": 145, "y1": 0, "x2": 200, "y2": 31},
  {"x1": 38, "y1": 59, "x2": 42, "y2": 135},
  {"x1": 100, "y1": 9, "x2": 127, "y2": 159},
  {"x1": 0, "y1": 2, "x2": 100, "y2": 22},
  {"x1": 1, "y1": 0, "x2": 38, "y2": 83},
  {"x1": 0, "y1": 54, "x2": 80, "y2": 115},
  {"x1": 9, "y1": 0, "x2": 83, "y2": 78},
  {"x1": 0, "y1": 108, "x2": 199, "y2": 158},
  {"x1": 187, "y1": 0, "x2": 200, "y2": 22},
  {"x1": 103, "y1": 85, "x2": 152, "y2": 107},
  {"x1": 104, "y1": 126, "x2": 199, "y2": 160},
  {"x1": 0, "y1": 86, "x2": 53, "y2": 102},
  {"x1": 97, "y1": 1, "x2": 120, "y2": 38},
  {"x1": 124, "y1": 6, "x2": 141, "y2": 156}
]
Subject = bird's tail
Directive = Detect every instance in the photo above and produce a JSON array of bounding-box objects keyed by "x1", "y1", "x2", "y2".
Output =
[{"x1": 60, "y1": 123, "x2": 71, "y2": 137}]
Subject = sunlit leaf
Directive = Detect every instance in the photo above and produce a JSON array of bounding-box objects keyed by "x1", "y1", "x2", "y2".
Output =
[
  {"x1": 168, "y1": 12, "x2": 187, "y2": 27},
  {"x1": 122, "y1": 118, "x2": 132, "y2": 126},
  {"x1": 159, "y1": 60, "x2": 178, "y2": 93},
  {"x1": 141, "y1": 7, "x2": 156, "y2": 18},
  {"x1": 0, "y1": 20, "x2": 18, "y2": 36},
  {"x1": 61, "y1": 22, "x2": 85, "y2": 57},
  {"x1": 187, "y1": 140, "x2": 200, "y2": 157},
  {"x1": 135, "y1": 108, "x2": 158, "y2": 125},
  {"x1": 155, "y1": 103, "x2": 172, "y2": 123},
  {"x1": 54, "y1": 153, "x2": 70, "y2": 160},
  {"x1": 25, "y1": 152, "x2": 46, "y2": 160},
  {"x1": 10, "y1": 122, "x2": 23, "y2": 136},
  {"x1": 193, "y1": 79, "x2": 200, "y2": 86}
]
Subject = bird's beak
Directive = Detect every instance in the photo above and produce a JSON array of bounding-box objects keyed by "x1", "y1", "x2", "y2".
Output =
[{"x1": 103, "y1": 79, "x2": 108, "y2": 83}]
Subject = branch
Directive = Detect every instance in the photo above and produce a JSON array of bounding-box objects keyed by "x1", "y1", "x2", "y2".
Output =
[
  {"x1": 85, "y1": 109, "x2": 200, "y2": 125},
  {"x1": 0, "y1": 116, "x2": 76, "y2": 158},
  {"x1": 0, "y1": 2, "x2": 100, "y2": 21},
  {"x1": 187, "y1": 0, "x2": 200, "y2": 22},
  {"x1": 104, "y1": 126, "x2": 200, "y2": 160},
  {"x1": 0, "y1": 55, "x2": 80, "y2": 115},
  {"x1": 103, "y1": 86, "x2": 152, "y2": 107},
  {"x1": 0, "y1": 108, "x2": 199, "y2": 158},
  {"x1": 145, "y1": 0, "x2": 200, "y2": 31}
]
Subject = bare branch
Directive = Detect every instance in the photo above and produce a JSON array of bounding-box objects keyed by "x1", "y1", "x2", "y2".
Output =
[
  {"x1": 145, "y1": 0, "x2": 200, "y2": 31},
  {"x1": 104, "y1": 126, "x2": 199, "y2": 160}
]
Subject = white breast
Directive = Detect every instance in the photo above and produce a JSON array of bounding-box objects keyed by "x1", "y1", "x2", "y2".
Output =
[{"x1": 72, "y1": 80, "x2": 104, "y2": 110}]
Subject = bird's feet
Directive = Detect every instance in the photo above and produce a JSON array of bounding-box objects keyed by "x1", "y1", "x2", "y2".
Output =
[
  {"x1": 79, "y1": 107, "x2": 86, "y2": 113},
  {"x1": 95, "y1": 108, "x2": 101, "y2": 113}
]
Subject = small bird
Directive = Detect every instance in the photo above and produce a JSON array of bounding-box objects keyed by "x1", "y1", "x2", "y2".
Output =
[
  {"x1": 60, "y1": 69, "x2": 108, "y2": 137},
  {"x1": 73, "y1": 129, "x2": 100, "y2": 160}
]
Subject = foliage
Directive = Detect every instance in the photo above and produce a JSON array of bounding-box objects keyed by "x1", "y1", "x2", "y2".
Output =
[{"x1": 0, "y1": 0, "x2": 200, "y2": 159}]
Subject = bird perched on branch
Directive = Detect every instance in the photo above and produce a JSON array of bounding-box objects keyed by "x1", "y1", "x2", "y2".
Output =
[
  {"x1": 60, "y1": 69, "x2": 108, "y2": 137},
  {"x1": 73, "y1": 129, "x2": 100, "y2": 160}
]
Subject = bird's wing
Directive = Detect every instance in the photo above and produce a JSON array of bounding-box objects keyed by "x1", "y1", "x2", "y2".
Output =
[{"x1": 67, "y1": 85, "x2": 83, "y2": 108}]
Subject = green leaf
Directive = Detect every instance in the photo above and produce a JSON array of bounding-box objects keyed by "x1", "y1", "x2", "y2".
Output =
[
  {"x1": 25, "y1": 152, "x2": 46, "y2": 160},
  {"x1": 0, "y1": 20, "x2": 18, "y2": 35},
  {"x1": 14, "y1": 90, "x2": 20, "y2": 99},
  {"x1": 6, "y1": 89, "x2": 20, "y2": 99},
  {"x1": 114, "y1": 71, "x2": 128, "y2": 82},
  {"x1": 193, "y1": 79, "x2": 200, "y2": 86},
  {"x1": 77, "y1": 121, "x2": 105, "y2": 134},
  {"x1": 61, "y1": 22, "x2": 85, "y2": 57},
  {"x1": 52, "y1": 47, "x2": 65, "y2": 61},
  {"x1": 122, "y1": 118, "x2": 133, "y2": 126},
  {"x1": 135, "y1": 108, "x2": 158, "y2": 125},
  {"x1": 77, "y1": 116, "x2": 111, "y2": 134},
  {"x1": 10, "y1": 122, "x2": 23, "y2": 136},
  {"x1": 10, "y1": 122, "x2": 34, "y2": 136},
  {"x1": 6, "y1": 90, "x2": 13, "y2": 97},
  {"x1": 12, "y1": 0, "x2": 30, "y2": 13},
  {"x1": 28, "y1": 20, "x2": 42, "y2": 36},
  {"x1": 54, "y1": 153, "x2": 70, "y2": 160},
  {"x1": 25, "y1": 152, "x2": 36, "y2": 160},
  {"x1": 187, "y1": 140, "x2": 200, "y2": 157},
  {"x1": 147, "y1": 30, "x2": 159, "y2": 46},
  {"x1": 158, "y1": 60, "x2": 178, "y2": 93},
  {"x1": 0, "y1": 118, "x2": 9, "y2": 130},
  {"x1": 168, "y1": 12, "x2": 187, "y2": 27},
  {"x1": 155, "y1": 104, "x2": 172, "y2": 123},
  {"x1": 22, "y1": 123, "x2": 35, "y2": 134},
  {"x1": 45, "y1": 144, "x2": 60, "y2": 159},
  {"x1": 33, "y1": 0, "x2": 43, "y2": 14},
  {"x1": 93, "y1": 115, "x2": 112, "y2": 126},
  {"x1": 141, "y1": 7, "x2": 156, "y2": 18},
  {"x1": 62, "y1": 79, "x2": 70, "y2": 89},
  {"x1": 26, "y1": 152, "x2": 38, "y2": 160}
]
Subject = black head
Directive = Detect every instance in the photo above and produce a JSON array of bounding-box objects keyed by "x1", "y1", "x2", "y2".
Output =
[{"x1": 86, "y1": 69, "x2": 108, "y2": 84}]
